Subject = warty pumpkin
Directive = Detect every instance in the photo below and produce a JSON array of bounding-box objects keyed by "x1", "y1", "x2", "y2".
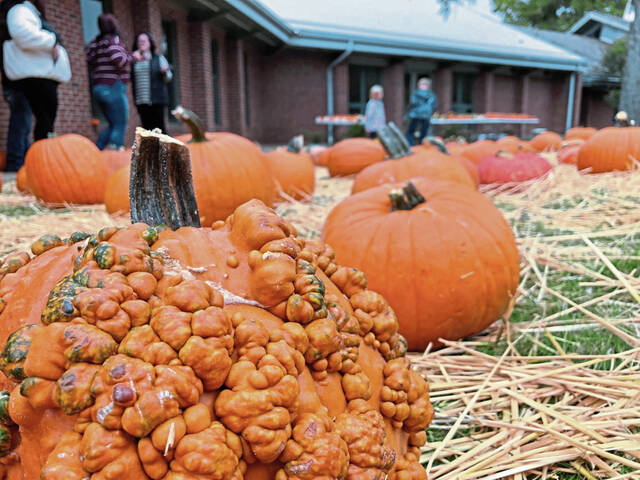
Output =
[
  {"x1": 565, "y1": 126, "x2": 596, "y2": 141},
  {"x1": 104, "y1": 165, "x2": 130, "y2": 214},
  {"x1": 324, "y1": 178, "x2": 520, "y2": 351},
  {"x1": 327, "y1": 138, "x2": 386, "y2": 177},
  {"x1": 172, "y1": 106, "x2": 276, "y2": 224},
  {"x1": 24, "y1": 134, "x2": 108, "y2": 205},
  {"x1": 529, "y1": 131, "x2": 562, "y2": 152},
  {"x1": 478, "y1": 151, "x2": 553, "y2": 184},
  {"x1": 577, "y1": 126, "x2": 640, "y2": 173},
  {"x1": 264, "y1": 144, "x2": 315, "y2": 200},
  {"x1": 0, "y1": 128, "x2": 433, "y2": 480}
]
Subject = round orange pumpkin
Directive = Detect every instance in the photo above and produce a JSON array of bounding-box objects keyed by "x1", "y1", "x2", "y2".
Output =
[
  {"x1": 565, "y1": 127, "x2": 596, "y2": 141},
  {"x1": 264, "y1": 147, "x2": 315, "y2": 200},
  {"x1": 352, "y1": 150, "x2": 475, "y2": 193},
  {"x1": 451, "y1": 154, "x2": 479, "y2": 186},
  {"x1": 309, "y1": 145, "x2": 329, "y2": 166},
  {"x1": 459, "y1": 139, "x2": 500, "y2": 165},
  {"x1": 496, "y1": 136, "x2": 533, "y2": 153},
  {"x1": 0, "y1": 129, "x2": 433, "y2": 479},
  {"x1": 102, "y1": 149, "x2": 131, "y2": 175},
  {"x1": 529, "y1": 131, "x2": 562, "y2": 152},
  {"x1": 324, "y1": 178, "x2": 520, "y2": 350},
  {"x1": 577, "y1": 127, "x2": 640, "y2": 173},
  {"x1": 557, "y1": 140, "x2": 585, "y2": 165},
  {"x1": 16, "y1": 166, "x2": 30, "y2": 194},
  {"x1": 478, "y1": 151, "x2": 553, "y2": 184},
  {"x1": 327, "y1": 138, "x2": 386, "y2": 177},
  {"x1": 104, "y1": 165, "x2": 130, "y2": 214},
  {"x1": 24, "y1": 134, "x2": 108, "y2": 205}
]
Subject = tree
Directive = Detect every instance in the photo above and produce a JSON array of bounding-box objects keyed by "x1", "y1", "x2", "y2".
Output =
[
  {"x1": 602, "y1": 38, "x2": 626, "y2": 109},
  {"x1": 619, "y1": 0, "x2": 640, "y2": 121},
  {"x1": 491, "y1": 0, "x2": 626, "y2": 31}
]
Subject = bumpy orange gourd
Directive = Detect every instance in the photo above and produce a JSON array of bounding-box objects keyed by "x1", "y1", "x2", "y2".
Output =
[
  {"x1": 24, "y1": 134, "x2": 108, "y2": 205},
  {"x1": 0, "y1": 131, "x2": 433, "y2": 480},
  {"x1": 173, "y1": 107, "x2": 276, "y2": 224},
  {"x1": 104, "y1": 165, "x2": 130, "y2": 214},
  {"x1": 264, "y1": 148, "x2": 315, "y2": 200},
  {"x1": 577, "y1": 127, "x2": 640, "y2": 173},
  {"x1": 459, "y1": 139, "x2": 500, "y2": 165},
  {"x1": 352, "y1": 150, "x2": 475, "y2": 193},
  {"x1": 565, "y1": 127, "x2": 596, "y2": 141},
  {"x1": 102, "y1": 149, "x2": 132, "y2": 175},
  {"x1": 529, "y1": 131, "x2": 562, "y2": 152},
  {"x1": 324, "y1": 178, "x2": 520, "y2": 350},
  {"x1": 327, "y1": 138, "x2": 386, "y2": 177},
  {"x1": 478, "y1": 151, "x2": 552, "y2": 184}
]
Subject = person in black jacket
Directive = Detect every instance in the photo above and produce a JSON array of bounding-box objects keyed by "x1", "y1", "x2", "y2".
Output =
[{"x1": 131, "y1": 32, "x2": 172, "y2": 132}]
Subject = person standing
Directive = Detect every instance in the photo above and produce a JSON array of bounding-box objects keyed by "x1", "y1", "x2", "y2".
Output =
[
  {"x1": 405, "y1": 77, "x2": 437, "y2": 146},
  {"x1": 3, "y1": 0, "x2": 69, "y2": 142},
  {"x1": 0, "y1": 0, "x2": 31, "y2": 171},
  {"x1": 86, "y1": 13, "x2": 131, "y2": 150},
  {"x1": 131, "y1": 32, "x2": 172, "y2": 132},
  {"x1": 364, "y1": 84, "x2": 385, "y2": 139}
]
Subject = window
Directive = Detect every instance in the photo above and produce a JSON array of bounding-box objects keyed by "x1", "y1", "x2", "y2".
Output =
[
  {"x1": 348, "y1": 65, "x2": 383, "y2": 114},
  {"x1": 243, "y1": 52, "x2": 250, "y2": 126},
  {"x1": 452, "y1": 73, "x2": 476, "y2": 113},
  {"x1": 211, "y1": 39, "x2": 222, "y2": 126},
  {"x1": 161, "y1": 20, "x2": 180, "y2": 116}
]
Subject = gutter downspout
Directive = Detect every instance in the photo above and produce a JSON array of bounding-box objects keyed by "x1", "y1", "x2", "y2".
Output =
[
  {"x1": 327, "y1": 40, "x2": 354, "y2": 145},
  {"x1": 565, "y1": 72, "x2": 576, "y2": 132}
]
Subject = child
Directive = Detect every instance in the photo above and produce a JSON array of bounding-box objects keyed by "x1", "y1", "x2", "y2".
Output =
[
  {"x1": 405, "y1": 77, "x2": 438, "y2": 146},
  {"x1": 364, "y1": 84, "x2": 386, "y2": 138}
]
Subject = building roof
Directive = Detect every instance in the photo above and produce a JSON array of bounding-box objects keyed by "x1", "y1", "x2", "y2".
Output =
[
  {"x1": 568, "y1": 10, "x2": 630, "y2": 35},
  {"x1": 213, "y1": 0, "x2": 588, "y2": 71}
]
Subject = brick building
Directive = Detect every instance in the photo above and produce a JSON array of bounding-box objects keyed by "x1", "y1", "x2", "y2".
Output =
[{"x1": 0, "y1": 0, "x2": 613, "y2": 150}]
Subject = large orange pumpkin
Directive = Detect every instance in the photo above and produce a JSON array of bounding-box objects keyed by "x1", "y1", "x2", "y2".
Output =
[
  {"x1": 264, "y1": 147, "x2": 315, "y2": 200},
  {"x1": 0, "y1": 129, "x2": 433, "y2": 479},
  {"x1": 324, "y1": 178, "x2": 520, "y2": 350},
  {"x1": 172, "y1": 106, "x2": 276, "y2": 224},
  {"x1": 459, "y1": 139, "x2": 500, "y2": 165},
  {"x1": 352, "y1": 150, "x2": 475, "y2": 193},
  {"x1": 478, "y1": 151, "x2": 553, "y2": 184},
  {"x1": 565, "y1": 126, "x2": 596, "y2": 141},
  {"x1": 102, "y1": 149, "x2": 131, "y2": 175},
  {"x1": 452, "y1": 155, "x2": 479, "y2": 186},
  {"x1": 529, "y1": 131, "x2": 562, "y2": 151},
  {"x1": 24, "y1": 134, "x2": 108, "y2": 205},
  {"x1": 577, "y1": 127, "x2": 640, "y2": 173},
  {"x1": 327, "y1": 138, "x2": 386, "y2": 177},
  {"x1": 104, "y1": 165, "x2": 130, "y2": 214}
]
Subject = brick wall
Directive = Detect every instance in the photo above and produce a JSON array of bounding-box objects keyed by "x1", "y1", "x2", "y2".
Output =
[{"x1": 492, "y1": 74, "x2": 519, "y2": 114}]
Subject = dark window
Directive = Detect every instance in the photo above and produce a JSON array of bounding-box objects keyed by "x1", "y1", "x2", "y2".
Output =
[
  {"x1": 162, "y1": 20, "x2": 180, "y2": 117},
  {"x1": 348, "y1": 65, "x2": 383, "y2": 114},
  {"x1": 211, "y1": 39, "x2": 222, "y2": 126},
  {"x1": 243, "y1": 52, "x2": 250, "y2": 126},
  {"x1": 452, "y1": 73, "x2": 476, "y2": 113}
]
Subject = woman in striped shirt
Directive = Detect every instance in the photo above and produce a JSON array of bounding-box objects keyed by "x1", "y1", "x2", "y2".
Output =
[
  {"x1": 131, "y1": 32, "x2": 172, "y2": 133},
  {"x1": 86, "y1": 13, "x2": 131, "y2": 150}
]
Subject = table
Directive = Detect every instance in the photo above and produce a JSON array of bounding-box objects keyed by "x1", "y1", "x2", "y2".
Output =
[{"x1": 431, "y1": 117, "x2": 539, "y2": 125}]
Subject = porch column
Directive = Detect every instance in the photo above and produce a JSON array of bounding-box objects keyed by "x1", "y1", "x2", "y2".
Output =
[
  {"x1": 188, "y1": 21, "x2": 214, "y2": 130},
  {"x1": 383, "y1": 61, "x2": 405, "y2": 126},
  {"x1": 433, "y1": 67, "x2": 452, "y2": 113}
]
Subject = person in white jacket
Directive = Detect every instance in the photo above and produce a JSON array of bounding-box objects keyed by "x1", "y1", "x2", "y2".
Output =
[{"x1": 2, "y1": 0, "x2": 62, "y2": 140}]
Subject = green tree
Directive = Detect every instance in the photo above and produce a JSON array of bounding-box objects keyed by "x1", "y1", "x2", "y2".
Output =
[{"x1": 491, "y1": 0, "x2": 626, "y2": 31}]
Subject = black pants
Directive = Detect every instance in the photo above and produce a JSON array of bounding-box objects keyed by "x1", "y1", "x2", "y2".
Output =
[
  {"x1": 137, "y1": 104, "x2": 167, "y2": 133},
  {"x1": 17, "y1": 78, "x2": 58, "y2": 141}
]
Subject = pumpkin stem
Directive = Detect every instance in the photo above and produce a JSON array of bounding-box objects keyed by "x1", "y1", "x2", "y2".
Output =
[
  {"x1": 129, "y1": 127, "x2": 201, "y2": 229},
  {"x1": 389, "y1": 181, "x2": 426, "y2": 211},
  {"x1": 378, "y1": 122, "x2": 413, "y2": 159},
  {"x1": 424, "y1": 136, "x2": 448, "y2": 153},
  {"x1": 171, "y1": 105, "x2": 207, "y2": 143},
  {"x1": 286, "y1": 135, "x2": 304, "y2": 153}
]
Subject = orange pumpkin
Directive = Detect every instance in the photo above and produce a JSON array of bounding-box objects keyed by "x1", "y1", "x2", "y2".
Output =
[
  {"x1": 324, "y1": 178, "x2": 520, "y2": 351},
  {"x1": 496, "y1": 136, "x2": 533, "y2": 153},
  {"x1": 459, "y1": 139, "x2": 500, "y2": 165},
  {"x1": 0, "y1": 151, "x2": 5, "y2": 171},
  {"x1": 172, "y1": 106, "x2": 276, "y2": 224},
  {"x1": 0, "y1": 129, "x2": 432, "y2": 479},
  {"x1": 104, "y1": 165, "x2": 130, "y2": 214},
  {"x1": 16, "y1": 166, "x2": 30, "y2": 194},
  {"x1": 478, "y1": 151, "x2": 552, "y2": 184},
  {"x1": 24, "y1": 134, "x2": 108, "y2": 205},
  {"x1": 529, "y1": 131, "x2": 562, "y2": 152},
  {"x1": 327, "y1": 138, "x2": 386, "y2": 177},
  {"x1": 451, "y1": 155, "x2": 479, "y2": 186},
  {"x1": 264, "y1": 147, "x2": 315, "y2": 200},
  {"x1": 577, "y1": 127, "x2": 640, "y2": 173},
  {"x1": 557, "y1": 140, "x2": 585, "y2": 165},
  {"x1": 352, "y1": 150, "x2": 475, "y2": 193},
  {"x1": 309, "y1": 145, "x2": 329, "y2": 166},
  {"x1": 565, "y1": 127, "x2": 597, "y2": 141},
  {"x1": 102, "y1": 149, "x2": 131, "y2": 175}
]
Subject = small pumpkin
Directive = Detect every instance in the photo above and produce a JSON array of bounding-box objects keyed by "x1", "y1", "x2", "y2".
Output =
[
  {"x1": 444, "y1": 140, "x2": 467, "y2": 155},
  {"x1": 16, "y1": 166, "x2": 30, "y2": 194},
  {"x1": 557, "y1": 140, "x2": 585, "y2": 165},
  {"x1": 104, "y1": 165, "x2": 130, "y2": 214},
  {"x1": 529, "y1": 131, "x2": 562, "y2": 152},
  {"x1": 565, "y1": 127, "x2": 596, "y2": 141},
  {"x1": 459, "y1": 139, "x2": 500, "y2": 165},
  {"x1": 308, "y1": 145, "x2": 329, "y2": 166},
  {"x1": 577, "y1": 127, "x2": 640, "y2": 173},
  {"x1": 0, "y1": 151, "x2": 5, "y2": 171},
  {"x1": 496, "y1": 136, "x2": 533, "y2": 153},
  {"x1": 327, "y1": 138, "x2": 386, "y2": 177},
  {"x1": 478, "y1": 151, "x2": 553, "y2": 184},
  {"x1": 264, "y1": 143, "x2": 315, "y2": 200},
  {"x1": 24, "y1": 134, "x2": 108, "y2": 205},
  {"x1": 102, "y1": 149, "x2": 131, "y2": 175},
  {"x1": 324, "y1": 178, "x2": 520, "y2": 351}
]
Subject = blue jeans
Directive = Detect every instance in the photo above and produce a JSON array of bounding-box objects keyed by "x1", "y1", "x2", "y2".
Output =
[
  {"x1": 406, "y1": 118, "x2": 430, "y2": 146},
  {"x1": 3, "y1": 87, "x2": 32, "y2": 171},
  {"x1": 93, "y1": 80, "x2": 129, "y2": 149}
]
